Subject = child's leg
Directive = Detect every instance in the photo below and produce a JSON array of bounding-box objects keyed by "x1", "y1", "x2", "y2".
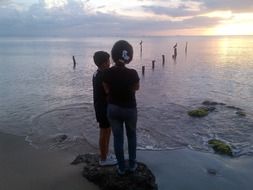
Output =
[
  {"x1": 99, "y1": 127, "x2": 111, "y2": 161},
  {"x1": 110, "y1": 119, "x2": 124, "y2": 170},
  {"x1": 125, "y1": 108, "x2": 137, "y2": 168},
  {"x1": 99, "y1": 124, "x2": 111, "y2": 161},
  {"x1": 107, "y1": 104, "x2": 125, "y2": 171}
]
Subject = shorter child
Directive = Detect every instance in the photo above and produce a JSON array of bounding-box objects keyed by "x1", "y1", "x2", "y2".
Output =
[{"x1": 92, "y1": 51, "x2": 117, "y2": 166}]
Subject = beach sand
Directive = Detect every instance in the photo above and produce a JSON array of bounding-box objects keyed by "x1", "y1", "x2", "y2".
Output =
[
  {"x1": 0, "y1": 132, "x2": 98, "y2": 190},
  {"x1": 1, "y1": 132, "x2": 253, "y2": 190}
]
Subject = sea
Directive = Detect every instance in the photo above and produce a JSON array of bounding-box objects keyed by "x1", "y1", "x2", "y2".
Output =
[{"x1": 0, "y1": 36, "x2": 253, "y2": 156}]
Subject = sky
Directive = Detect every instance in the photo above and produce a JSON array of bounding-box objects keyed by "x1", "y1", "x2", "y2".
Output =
[{"x1": 0, "y1": 0, "x2": 253, "y2": 37}]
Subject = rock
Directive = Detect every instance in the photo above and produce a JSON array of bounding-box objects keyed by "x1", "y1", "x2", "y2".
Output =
[
  {"x1": 226, "y1": 105, "x2": 242, "y2": 111},
  {"x1": 188, "y1": 107, "x2": 209, "y2": 117},
  {"x1": 72, "y1": 154, "x2": 158, "y2": 190},
  {"x1": 52, "y1": 134, "x2": 68, "y2": 143},
  {"x1": 202, "y1": 101, "x2": 226, "y2": 106},
  {"x1": 207, "y1": 168, "x2": 218, "y2": 175},
  {"x1": 71, "y1": 154, "x2": 87, "y2": 165},
  {"x1": 202, "y1": 101, "x2": 218, "y2": 106},
  {"x1": 205, "y1": 106, "x2": 216, "y2": 112},
  {"x1": 208, "y1": 139, "x2": 233, "y2": 156},
  {"x1": 236, "y1": 111, "x2": 246, "y2": 117}
]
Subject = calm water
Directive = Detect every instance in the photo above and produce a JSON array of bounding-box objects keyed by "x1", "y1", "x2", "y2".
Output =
[{"x1": 0, "y1": 36, "x2": 253, "y2": 156}]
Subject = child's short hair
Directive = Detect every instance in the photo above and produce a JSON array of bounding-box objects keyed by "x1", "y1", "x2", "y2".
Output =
[
  {"x1": 111, "y1": 40, "x2": 133, "y2": 64},
  {"x1": 93, "y1": 51, "x2": 110, "y2": 67}
]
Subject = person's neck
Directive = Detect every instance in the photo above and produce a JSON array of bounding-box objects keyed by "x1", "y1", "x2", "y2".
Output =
[
  {"x1": 115, "y1": 63, "x2": 125, "y2": 67},
  {"x1": 98, "y1": 67, "x2": 105, "y2": 71}
]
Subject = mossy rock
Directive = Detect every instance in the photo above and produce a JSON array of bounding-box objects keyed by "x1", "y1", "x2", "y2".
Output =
[
  {"x1": 236, "y1": 111, "x2": 246, "y2": 117},
  {"x1": 188, "y1": 107, "x2": 209, "y2": 117},
  {"x1": 208, "y1": 139, "x2": 233, "y2": 156}
]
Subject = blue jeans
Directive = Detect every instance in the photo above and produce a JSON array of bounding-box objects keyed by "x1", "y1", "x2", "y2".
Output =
[{"x1": 107, "y1": 104, "x2": 137, "y2": 171}]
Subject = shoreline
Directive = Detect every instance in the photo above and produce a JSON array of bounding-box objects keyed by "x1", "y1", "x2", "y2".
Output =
[{"x1": 1, "y1": 132, "x2": 253, "y2": 190}]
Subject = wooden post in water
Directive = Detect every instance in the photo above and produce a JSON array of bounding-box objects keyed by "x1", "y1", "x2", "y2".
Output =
[
  {"x1": 140, "y1": 40, "x2": 143, "y2": 59},
  {"x1": 152, "y1": 60, "x2": 155, "y2": 70},
  {"x1": 172, "y1": 43, "x2": 177, "y2": 60},
  {"x1": 162, "y1": 55, "x2": 165, "y2": 65},
  {"x1": 185, "y1": 42, "x2": 188, "y2": 54},
  {"x1": 72, "y1": 56, "x2": 77, "y2": 69},
  {"x1": 142, "y1": 66, "x2": 145, "y2": 76}
]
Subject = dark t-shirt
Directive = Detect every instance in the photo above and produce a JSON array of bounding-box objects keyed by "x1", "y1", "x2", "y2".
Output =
[
  {"x1": 103, "y1": 66, "x2": 139, "y2": 108},
  {"x1": 92, "y1": 69, "x2": 108, "y2": 123}
]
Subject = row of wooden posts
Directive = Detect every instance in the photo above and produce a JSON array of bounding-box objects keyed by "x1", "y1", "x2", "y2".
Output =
[
  {"x1": 72, "y1": 54, "x2": 166, "y2": 75},
  {"x1": 141, "y1": 54, "x2": 165, "y2": 76}
]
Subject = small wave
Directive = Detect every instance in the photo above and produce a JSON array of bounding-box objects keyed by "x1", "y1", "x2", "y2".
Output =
[{"x1": 27, "y1": 101, "x2": 253, "y2": 157}]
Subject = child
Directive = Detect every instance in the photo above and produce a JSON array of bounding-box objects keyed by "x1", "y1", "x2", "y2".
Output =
[
  {"x1": 103, "y1": 40, "x2": 140, "y2": 175},
  {"x1": 92, "y1": 51, "x2": 117, "y2": 166}
]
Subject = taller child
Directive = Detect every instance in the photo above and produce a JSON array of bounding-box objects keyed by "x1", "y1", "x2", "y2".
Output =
[{"x1": 103, "y1": 40, "x2": 140, "y2": 175}]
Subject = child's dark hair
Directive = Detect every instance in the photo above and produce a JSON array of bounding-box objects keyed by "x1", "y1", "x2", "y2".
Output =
[
  {"x1": 93, "y1": 51, "x2": 110, "y2": 67},
  {"x1": 111, "y1": 40, "x2": 133, "y2": 65}
]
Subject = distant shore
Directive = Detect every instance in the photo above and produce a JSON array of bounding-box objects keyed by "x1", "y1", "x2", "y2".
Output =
[{"x1": 1, "y1": 132, "x2": 253, "y2": 190}]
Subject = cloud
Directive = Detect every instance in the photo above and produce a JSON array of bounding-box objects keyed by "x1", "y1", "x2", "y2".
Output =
[
  {"x1": 189, "y1": 0, "x2": 253, "y2": 12},
  {"x1": 142, "y1": 5, "x2": 201, "y2": 17},
  {"x1": 0, "y1": 0, "x2": 11, "y2": 5},
  {"x1": 0, "y1": 0, "x2": 252, "y2": 37},
  {"x1": 0, "y1": 0, "x2": 132, "y2": 37}
]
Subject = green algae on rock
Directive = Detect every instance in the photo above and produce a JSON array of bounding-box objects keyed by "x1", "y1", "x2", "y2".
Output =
[
  {"x1": 236, "y1": 111, "x2": 246, "y2": 117},
  {"x1": 188, "y1": 107, "x2": 209, "y2": 117},
  {"x1": 208, "y1": 139, "x2": 233, "y2": 156}
]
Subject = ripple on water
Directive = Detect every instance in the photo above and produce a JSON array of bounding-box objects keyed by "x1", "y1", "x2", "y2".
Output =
[
  {"x1": 28, "y1": 102, "x2": 98, "y2": 150},
  {"x1": 27, "y1": 101, "x2": 253, "y2": 156}
]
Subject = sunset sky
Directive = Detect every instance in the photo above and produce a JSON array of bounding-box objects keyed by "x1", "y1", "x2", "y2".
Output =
[{"x1": 1, "y1": 0, "x2": 253, "y2": 37}]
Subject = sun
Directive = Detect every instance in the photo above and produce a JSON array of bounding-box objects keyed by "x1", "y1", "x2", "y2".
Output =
[
  {"x1": 206, "y1": 13, "x2": 253, "y2": 36},
  {"x1": 212, "y1": 23, "x2": 253, "y2": 36}
]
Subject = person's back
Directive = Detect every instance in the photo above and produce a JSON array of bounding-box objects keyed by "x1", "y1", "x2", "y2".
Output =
[
  {"x1": 93, "y1": 69, "x2": 107, "y2": 111},
  {"x1": 103, "y1": 65, "x2": 139, "y2": 108}
]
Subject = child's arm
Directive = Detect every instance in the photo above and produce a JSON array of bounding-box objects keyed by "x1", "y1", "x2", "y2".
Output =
[
  {"x1": 133, "y1": 82, "x2": 140, "y2": 91},
  {"x1": 103, "y1": 82, "x2": 110, "y2": 94}
]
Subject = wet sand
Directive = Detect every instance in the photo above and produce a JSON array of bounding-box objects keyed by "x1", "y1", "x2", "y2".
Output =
[
  {"x1": 138, "y1": 149, "x2": 253, "y2": 190},
  {"x1": 0, "y1": 132, "x2": 98, "y2": 190}
]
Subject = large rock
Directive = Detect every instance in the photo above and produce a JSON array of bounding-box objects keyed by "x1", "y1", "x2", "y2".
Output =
[
  {"x1": 71, "y1": 154, "x2": 158, "y2": 190},
  {"x1": 208, "y1": 139, "x2": 233, "y2": 156},
  {"x1": 188, "y1": 107, "x2": 209, "y2": 117}
]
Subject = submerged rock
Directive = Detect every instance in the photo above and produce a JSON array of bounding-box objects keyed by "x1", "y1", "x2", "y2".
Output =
[
  {"x1": 226, "y1": 105, "x2": 242, "y2": 111},
  {"x1": 188, "y1": 107, "x2": 209, "y2": 117},
  {"x1": 202, "y1": 101, "x2": 218, "y2": 106},
  {"x1": 207, "y1": 168, "x2": 218, "y2": 175},
  {"x1": 52, "y1": 134, "x2": 68, "y2": 143},
  {"x1": 202, "y1": 100, "x2": 226, "y2": 106},
  {"x1": 236, "y1": 111, "x2": 246, "y2": 117},
  {"x1": 71, "y1": 154, "x2": 158, "y2": 190},
  {"x1": 208, "y1": 139, "x2": 233, "y2": 156},
  {"x1": 71, "y1": 154, "x2": 87, "y2": 165}
]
